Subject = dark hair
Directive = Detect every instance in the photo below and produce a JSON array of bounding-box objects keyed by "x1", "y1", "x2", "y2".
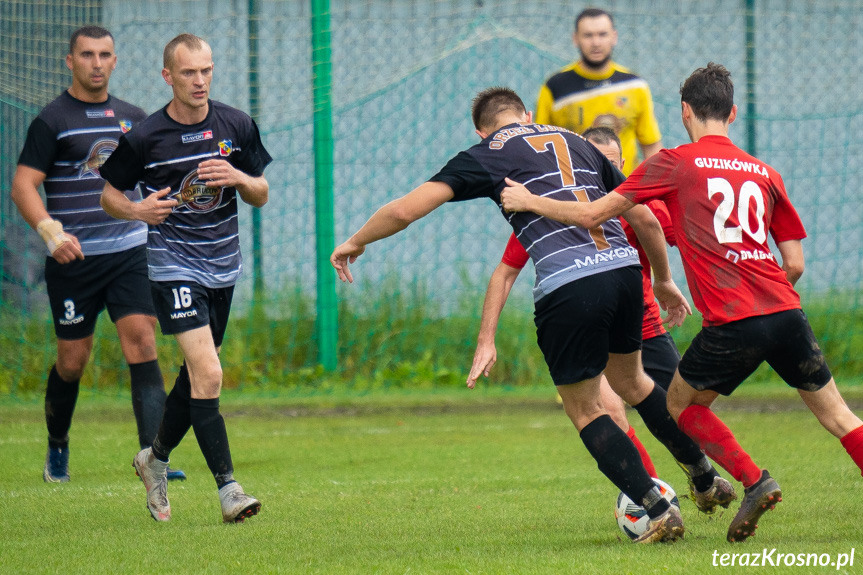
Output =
[
  {"x1": 69, "y1": 26, "x2": 113, "y2": 54},
  {"x1": 680, "y1": 62, "x2": 734, "y2": 122},
  {"x1": 582, "y1": 126, "x2": 621, "y2": 152},
  {"x1": 471, "y1": 87, "x2": 526, "y2": 132},
  {"x1": 163, "y1": 33, "x2": 208, "y2": 69},
  {"x1": 575, "y1": 8, "x2": 614, "y2": 32}
]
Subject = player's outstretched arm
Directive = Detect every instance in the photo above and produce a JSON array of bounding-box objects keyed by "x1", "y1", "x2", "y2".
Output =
[
  {"x1": 500, "y1": 178, "x2": 631, "y2": 228},
  {"x1": 197, "y1": 159, "x2": 268, "y2": 207},
  {"x1": 777, "y1": 240, "x2": 804, "y2": 287},
  {"x1": 12, "y1": 165, "x2": 84, "y2": 263},
  {"x1": 330, "y1": 181, "x2": 454, "y2": 283},
  {"x1": 101, "y1": 183, "x2": 177, "y2": 226},
  {"x1": 467, "y1": 262, "x2": 521, "y2": 389}
]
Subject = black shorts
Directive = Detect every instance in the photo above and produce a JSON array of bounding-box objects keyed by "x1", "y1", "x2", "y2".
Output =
[
  {"x1": 45, "y1": 245, "x2": 155, "y2": 340},
  {"x1": 642, "y1": 332, "x2": 681, "y2": 391},
  {"x1": 150, "y1": 280, "x2": 233, "y2": 347},
  {"x1": 678, "y1": 309, "x2": 832, "y2": 396},
  {"x1": 534, "y1": 266, "x2": 643, "y2": 386}
]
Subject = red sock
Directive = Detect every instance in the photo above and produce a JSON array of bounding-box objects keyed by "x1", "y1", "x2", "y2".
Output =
[
  {"x1": 678, "y1": 405, "x2": 762, "y2": 488},
  {"x1": 840, "y1": 425, "x2": 863, "y2": 477},
  {"x1": 626, "y1": 426, "x2": 658, "y2": 478}
]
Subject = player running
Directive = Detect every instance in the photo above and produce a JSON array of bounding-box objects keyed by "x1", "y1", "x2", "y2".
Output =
[
  {"x1": 500, "y1": 62, "x2": 863, "y2": 542},
  {"x1": 11, "y1": 25, "x2": 185, "y2": 484},
  {"x1": 468, "y1": 127, "x2": 682, "y2": 482},
  {"x1": 332, "y1": 87, "x2": 734, "y2": 543},
  {"x1": 100, "y1": 33, "x2": 272, "y2": 523}
]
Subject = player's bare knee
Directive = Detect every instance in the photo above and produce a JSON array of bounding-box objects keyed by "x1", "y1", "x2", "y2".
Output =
[{"x1": 55, "y1": 358, "x2": 87, "y2": 382}]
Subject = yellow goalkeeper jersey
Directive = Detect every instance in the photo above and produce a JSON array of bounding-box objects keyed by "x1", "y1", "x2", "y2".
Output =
[{"x1": 536, "y1": 61, "x2": 662, "y2": 176}]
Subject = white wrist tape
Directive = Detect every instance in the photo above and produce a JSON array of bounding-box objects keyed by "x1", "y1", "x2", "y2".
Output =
[{"x1": 36, "y1": 219, "x2": 69, "y2": 255}]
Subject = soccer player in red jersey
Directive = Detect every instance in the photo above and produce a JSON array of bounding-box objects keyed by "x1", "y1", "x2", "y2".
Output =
[
  {"x1": 468, "y1": 127, "x2": 681, "y2": 480},
  {"x1": 500, "y1": 63, "x2": 863, "y2": 543}
]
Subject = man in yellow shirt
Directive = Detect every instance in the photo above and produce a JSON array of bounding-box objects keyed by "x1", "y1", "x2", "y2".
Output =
[{"x1": 536, "y1": 8, "x2": 663, "y2": 175}]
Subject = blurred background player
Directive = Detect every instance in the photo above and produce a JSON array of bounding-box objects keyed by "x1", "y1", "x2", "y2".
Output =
[
  {"x1": 500, "y1": 62, "x2": 863, "y2": 543},
  {"x1": 10, "y1": 25, "x2": 185, "y2": 484},
  {"x1": 536, "y1": 7, "x2": 663, "y2": 175},
  {"x1": 100, "y1": 33, "x2": 272, "y2": 523},
  {"x1": 332, "y1": 87, "x2": 732, "y2": 543}
]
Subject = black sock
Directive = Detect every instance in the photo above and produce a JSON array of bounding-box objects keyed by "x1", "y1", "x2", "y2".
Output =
[
  {"x1": 151, "y1": 363, "x2": 192, "y2": 462},
  {"x1": 580, "y1": 415, "x2": 656, "y2": 508},
  {"x1": 45, "y1": 365, "x2": 79, "y2": 448},
  {"x1": 633, "y1": 384, "x2": 710, "y2": 467},
  {"x1": 129, "y1": 360, "x2": 167, "y2": 449},
  {"x1": 189, "y1": 397, "x2": 234, "y2": 488}
]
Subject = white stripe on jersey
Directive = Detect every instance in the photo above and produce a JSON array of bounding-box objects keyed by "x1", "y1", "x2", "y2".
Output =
[
  {"x1": 533, "y1": 241, "x2": 595, "y2": 266},
  {"x1": 148, "y1": 231, "x2": 239, "y2": 246},
  {"x1": 57, "y1": 126, "x2": 122, "y2": 139},
  {"x1": 160, "y1": 214, "x2": 239, "y2": 231},
  {"x1": 145, "y1": 151, "x2": 219, "y2": 169},
  {"x1": 147, "y1": 248, "x2": 240, "y2": 263},
  {"x1": 70, "y1": 220, "x2": 146, "y2": 230},
  {"x1": 49, "y1": 206, "x2": 110, "y2": 216},
  {"x1": 551, "y1": 78, "x2": 649, "y2": 111},
  {"x1": 46, "y1": 190, "x2": 103, "y2": 198},
  {"x1": 79, "y1": 228, "x2": 147, "y2": 245},
  {"x1": 44, "y1": 175, "x2": 102, "y2": 182},
  {"x1": 524, "y1": 225, "x2": 591, "y2": 253}
]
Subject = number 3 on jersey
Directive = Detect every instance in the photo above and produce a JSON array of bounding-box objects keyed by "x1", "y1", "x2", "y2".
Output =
[
  {"x1": 708, "y1": 177, "x2": 766, "y2": 244},
  {"x1": 524, "y1": 133, "x2": 610, "y2": 250}
]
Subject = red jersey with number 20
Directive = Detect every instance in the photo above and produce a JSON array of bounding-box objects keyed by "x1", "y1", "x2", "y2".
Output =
[{"x1": 614, "y1": 135, "x2": 806, "y2": 326}]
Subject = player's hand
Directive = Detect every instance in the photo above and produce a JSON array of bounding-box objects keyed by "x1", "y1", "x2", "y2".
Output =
[
  {"x1": 52, "y1": 232, "x2": 84, "y2": 264},
  {"x1": 136, "y1": 187, "x2": 178, "y2": 225},
  {"x1": 467, "y1": 340, "x2": 497, "y2": 389},
  {"x1": 500, "y1": 177, "x2": 533, "y2": 213},
  {"x1": 653, "y1": 278, "x2": 692, "y2": 328},
  {"x1": 330, "y1": 239, "x2": 365, "y2": 283},
  {"x1": 197, "y1": 159, "x2": 246, "y2": 189}
]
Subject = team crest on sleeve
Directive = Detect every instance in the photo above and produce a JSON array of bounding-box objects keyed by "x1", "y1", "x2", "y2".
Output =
[
  {"x1": 173, "y1": 168, "x2": 223, "y2": 212},
  {"x1": 119, "y1": 120, "x2": 132, "y2": 133},
  {"x1": 218, "y1": 140, "x2": 232, "y2": 157},
  {"x1": 79, "y1": 138, "x2": 118, "y2": 177}
]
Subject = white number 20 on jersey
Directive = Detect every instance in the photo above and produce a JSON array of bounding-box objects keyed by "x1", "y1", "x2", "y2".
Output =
[{"x1": 708, "y1": 177, "x2": 767, "y2": 245}]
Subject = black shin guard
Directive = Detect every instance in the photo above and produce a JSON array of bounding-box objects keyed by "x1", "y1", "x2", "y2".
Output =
[
  {"x1": 189, "y1": 397, "x2": 234, "y2": 488},
  {"x1": 129, "y1": 360, "x2": 167, "y2": 449},
  {"x1": 633, "y1": 384, "x2": 707, "y2": 466},
  {"x1": 45, "y1": 365, "x2": 79, "y2": 448},
  {"x1": 580, "y1": 415, "x2": 656, "y2": 507},
  {"x1": 152, "y1": 363, "x2": 192, "y2": 462}
]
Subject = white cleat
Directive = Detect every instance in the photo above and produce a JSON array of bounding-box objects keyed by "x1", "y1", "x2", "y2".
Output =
[
  {"x1": 219, "y1": 482, "x2": 261, "y2": 523},
  {"x1": 133, "y1": 448, "x2": 171, "y2": 522}
]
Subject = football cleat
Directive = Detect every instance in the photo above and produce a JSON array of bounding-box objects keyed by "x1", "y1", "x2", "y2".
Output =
[
  {"x1": 166, "y1": 467, "x2": 187, "y2": 481},
  {"x1": 633, "y1": 505, "x2": 685, "y2": 544},
  {"x1": 693, "y1": 475, "x2": 737, "y2": 514},
  {"x1": 219, "y1": 482, "x2": 261, "y2": 523},
  {"x1": 133, "y1": 447, "x2": 171, "y2": 522},
  {"x1": 727, "y1": 470, "x2": 782, "y2": 543},
  {"x1": 43, "y1": 445, "x2": 70, "y2": 483}
]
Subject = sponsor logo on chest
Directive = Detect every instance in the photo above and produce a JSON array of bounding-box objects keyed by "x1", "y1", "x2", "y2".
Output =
[{"x1": 181, "y1": 130, "x2": 213, "y2": 144}]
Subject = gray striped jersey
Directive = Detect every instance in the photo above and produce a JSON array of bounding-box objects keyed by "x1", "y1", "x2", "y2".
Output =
[
  {"x1": 99, "y1": 100, "x2": 272, "y2": 288},
  {"x1": 17, "y1": 91, "x2": 148, "y2": 255},
  {"x1": 429, "y1": 123, "x2": 639, "y2": 302}
]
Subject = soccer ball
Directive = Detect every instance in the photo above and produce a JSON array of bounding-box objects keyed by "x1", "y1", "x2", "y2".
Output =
[{"x1": 614, "y1": 478, "x2": 680, "y2": 540}]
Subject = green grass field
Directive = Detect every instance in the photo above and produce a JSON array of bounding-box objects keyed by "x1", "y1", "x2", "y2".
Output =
[{"x1": 1, "y1": 388, "x2": 861, "y2": 574}]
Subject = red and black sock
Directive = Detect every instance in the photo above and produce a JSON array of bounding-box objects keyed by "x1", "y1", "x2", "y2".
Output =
[
  {"x1": 840, "y1": 425, "x2": 863, "y2": 477},
  {"x1": 626, "y1": 426, "x2": 658, "y2": 478}
]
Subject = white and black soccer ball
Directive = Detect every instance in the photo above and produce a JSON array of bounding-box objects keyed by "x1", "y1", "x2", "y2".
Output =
[{"x1": 614, "y1": 478, "x2": 680, "y2": 540}]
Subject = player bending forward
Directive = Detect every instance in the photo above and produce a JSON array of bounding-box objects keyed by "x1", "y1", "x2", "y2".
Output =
[
  {"x1": 500, "y1": 62, "x2": 863, "y2": 543},
  {"x1": 100, "y1": 34, "x2": 272, "y2": 523},
  {"x1": 332, "y1": 87, "x2": 734, "y2": 544}
]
